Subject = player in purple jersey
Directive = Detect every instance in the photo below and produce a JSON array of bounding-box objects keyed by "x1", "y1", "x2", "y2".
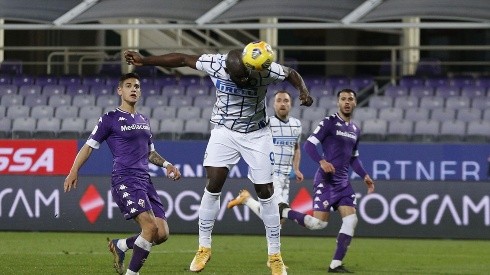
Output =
[
  {"x1": 63, "y1": 73, "x2": 181, "y2": 275},
  {"x1": 280, "y1": 89, "x2": 375, "y2": 273},
  {"x1": 124, "y1": 41, "x2": 313, "y2": 275}
]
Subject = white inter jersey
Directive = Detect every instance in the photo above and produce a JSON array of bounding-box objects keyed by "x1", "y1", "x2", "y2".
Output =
[
  {"x1": 196, "y1": 53, "x2": 286, "y2": 133},
  {"x1": 270, "y1": 115, "x2": 302, "y2": 176}
]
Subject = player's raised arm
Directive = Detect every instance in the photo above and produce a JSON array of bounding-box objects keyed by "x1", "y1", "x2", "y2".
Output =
[
  {"x1": 124, "y1": 50, "x2": 199, "y2": 69},
  {"x1": 64, "y1": 144, "x2": 93, "y2": 192},
  {"x1": 283, "y1": 66, "x2": 313, "y2": 106}
]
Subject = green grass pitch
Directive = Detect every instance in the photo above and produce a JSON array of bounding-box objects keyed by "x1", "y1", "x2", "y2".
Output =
[{"x1": 1, "y1": 231, "x2": 488, "y2": 274}]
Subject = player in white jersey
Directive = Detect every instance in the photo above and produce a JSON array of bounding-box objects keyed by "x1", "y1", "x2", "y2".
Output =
[
  {"x1": 124, "y1": 41, "x2": 313, "y2": 275},
  {"x1": 227, "y1": 90, "x2": 304, "y2": 215}
]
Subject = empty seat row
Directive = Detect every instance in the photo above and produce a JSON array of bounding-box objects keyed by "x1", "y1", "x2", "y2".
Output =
[
  {"x1": 398, "y1": 75, "x2": 490, "y2": 88},
  {"x1": 369, "y1": 95, "x2": 490, "y2": 110},
  {"x1": 384, "y1": 84, "x2": 488, "y2": 98},
  {"x1": 354, "y1": 107, "x2": 490, "y2": 123}
]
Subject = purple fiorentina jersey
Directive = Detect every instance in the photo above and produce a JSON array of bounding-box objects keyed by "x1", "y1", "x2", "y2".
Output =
[
  {"x1": 309, "y1": 113, "x2": 361, "y2": 186},
  {"x1": 86, "y1": 108, "x2": 153, "y2": 177}
]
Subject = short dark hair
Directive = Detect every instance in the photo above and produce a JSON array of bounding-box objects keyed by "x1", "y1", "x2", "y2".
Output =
[
  {"x1": 119, "y1": 72, "x2": 140, "y2": 87},
  {"x1": 274, "y1": 90, "x2": 292, "y2": 99},
  {"x1": 336, "y1": 88, "x2": 357, "y2": 98}
]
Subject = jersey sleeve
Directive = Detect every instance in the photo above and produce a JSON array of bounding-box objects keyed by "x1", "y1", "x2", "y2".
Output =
[
  {"x1": 86, "y1": 115, "x2": 111, "y2": 149},
  {"x1": 196, "y1": 54, "x2": 218, "y2": 73}
]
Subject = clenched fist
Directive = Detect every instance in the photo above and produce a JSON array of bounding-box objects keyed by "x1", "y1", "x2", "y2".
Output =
[
  {"x1": 299, "y1": 94, "x2": 314, "y2": 106},
  {"x1": 124, "y1": 50, "x2": 144, "y2": 66}
]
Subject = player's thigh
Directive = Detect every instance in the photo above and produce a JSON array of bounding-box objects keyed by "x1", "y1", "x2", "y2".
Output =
[
  {"x1": 203, "y1": 126, "x2": 240, "y2": 168},
  {"x1": 240, "y1": 128, "x2": 274, "y2": 184},
  {"x1": 338, "y1": 205, "x2": 356, "y2": 218}
]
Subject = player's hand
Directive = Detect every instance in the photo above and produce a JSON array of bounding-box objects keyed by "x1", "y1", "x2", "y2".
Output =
[
  {"x1": 364, "y1": 175, "x2": 375, "y2": 194},
  {"x1": 299, "y1": 94, "x2": 313, "y2": 106},
  {"x1": 166, "y1": 165, "x2": 181, "y2": 181},
  {"x1": 295, "y1": 170, "x2": 304, "y2": 183},
  {"x1": 63, "y1": 172, "x2": 78, "y2": 193},
  {"x1": 124, "y1": 50, "x2": 144, "y2": 66},
  {"x1": 319, "y1": 159, "x2": 335, "y2": 174}
]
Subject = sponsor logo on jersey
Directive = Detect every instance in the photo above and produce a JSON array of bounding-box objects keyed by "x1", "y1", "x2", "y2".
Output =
[
  {"x1": 216, "y1": 79, "x2": 257, "y2": 96},
  {"x1": 120, "y1": 123, "x2": 150, "y2": 132},
  {"x1": 336, "y1": 130, "x2": 357, "y2": 140},
  {"x1": 273, "y1": 136, "x2": 297, "y2": 146}
]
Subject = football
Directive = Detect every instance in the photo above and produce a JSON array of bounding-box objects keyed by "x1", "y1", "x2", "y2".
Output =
[{"x1": 242, "y1": 41, "x2": 275, "y2": 71}]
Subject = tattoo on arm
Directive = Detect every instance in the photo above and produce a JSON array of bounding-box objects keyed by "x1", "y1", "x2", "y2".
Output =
[{"x1": 148, "y1": 151, "x2": 166, "y2": 167}]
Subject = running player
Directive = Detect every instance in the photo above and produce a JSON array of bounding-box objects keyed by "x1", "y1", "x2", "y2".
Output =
[
  {"x1": 63, "y1": 73, "x2": 181, "y2": 275},
  {"x1": 280, "y1": 89, "x2": 374, "y2": 273},
  {"x1": 124, "y1": 41, "x2": 313, "y2": 275}
]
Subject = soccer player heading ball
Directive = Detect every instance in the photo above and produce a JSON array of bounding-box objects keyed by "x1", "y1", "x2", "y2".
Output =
[{"x1": 242, "y1": 41, "x2": 275, "y2": 71}]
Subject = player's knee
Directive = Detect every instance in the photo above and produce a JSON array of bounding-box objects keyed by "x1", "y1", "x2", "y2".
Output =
[
  {"x1": 339, "y1": 214, "x2": 358, "y2": 236},
  {"x1": 154, "y1": 232, "x2": 168, "y2": 245},
  {"x1": 254, "y1": 183, "x2": 274, "y2": 199}
]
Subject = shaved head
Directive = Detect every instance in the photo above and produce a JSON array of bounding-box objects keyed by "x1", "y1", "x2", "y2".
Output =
[{"x1": 226, "y1": 49, "x2": 252, "y2": 88}]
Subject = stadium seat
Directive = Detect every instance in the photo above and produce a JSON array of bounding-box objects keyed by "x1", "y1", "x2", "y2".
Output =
[
  {"x1": 466, "y1": 121, "x2": 490, "y2": 143},
  {"x1": 1, "y1": 94, "x2": 24, "y2": 106},
  {"x1": 404, "y1": 108, "x2": 430, "y2": 122},
  {"x1": 0, "y1": 105, "x2": 5, "y2": 117},
  {"x1": 82, "y1": 75, "x2": 106, "y2": 86},
  {"x1": 430, "y1": 108, "x2": 456, "y2": 122},
  {"x1": 162, "y1": 84, "x2": 186, "y2": 97},
  {"x1": 48, "y1": 94, "x2": 72, "y2": 107},
  {"x1": 384, "y1": 85, "x2": 409, "y2": 98},
  {"x1": 34, "y1": 117, "x2": 60, "y2": 139},
  {"x1": 302, "y1": 107, "x2": 328, "y2": 121},
  {"x1": 66, "y1": 84, "x2": 90, "y2": 96},
  {"x1": 425, "y1": 77, "x2": 449, "y2": 88},
  {"x1": 193, "y1": 95, "x2": 216, "y2": 108},
  {"x1": 181, "y1": 118, "x2": 210, "y2": 140},
  {"x1": 58, "y1": 117, "x2": 85, "y2": 139},
  {"x1": 154, "y1": 75, "x2": 178, "y2": 87},
  {"x1": 178, "y1": 75, "x2": 202, "y2": 86},
  {"x1": 35, "y1": 74, "x2": 58, "y2": 86},
  {"x1": 133, "y1": 66, "x2": 158, "y2": 77},
  {"x1": 144, "y1": 95, "x2": 168, "y2": 108},
  {"x1": 168, "y1": 95, "x2": 193, "y2": 107},
  {"x1": 412, "y1": 120, "x2": 440, "y2": 142},
  {"x1": 409, "y1": 86, "x2": 434, "y2": 98},
  {"x1": 434, "y1": 85, "x2": 460, "y2": 98},
  {"x1": 83, "y1": 118, "x2": 100, "y2": 139},
  {"x1": 439, "y1": 120, "x2": 466, "y2": 142},
  {"x1": 42, "y1": 84, "x2": 66, "y2": 96},
  {"x1": 309, "y1": 84, "x2": 335, "y2": 98},
  {"x1": 289, "y1": 108, "x2": 302, "y2": 120},
  {"x1": 0, "y1": 75, "x2": 11, "y2": 84},
  {"x1": 18, "y1": 84, "x2": 42, "y2": 96},
  {"x1": 31, "y1": 105, "x2": 54, "y2": 119},
  {"x1": 393, "y1": 96, "x2": 418, "y2": 109},
  {"x1": 136, "y1": 106, "x2": 152, "y2": 117},
  {"x1": 415, "y1": 58, "x2": 442, "y2": 76},
  {"x1": 0, "y1": 117, "x2": 11, "y2": 138},
  {"x1": 201, "y1": 106, "x2": 214, "y2": 119},
  {"x1": 361, "y1": 119, "x2": 388, "y2": 141},
  {"x1": 6, "y1": 105, "x2": 29, "y2": 119},
  {"x1": 419, "y1": 96, "x2": 444, "y2": 109},
  {"x1": 156, "y1": 118, "x2": 184, "y2": 140},
  {"x1": 325, "y1": 76, "x2": 349, "y2": 88},
  {"x1": 399, "y1": 76, "x2": 424, "y2": 88},
  {"x1": 368, "y1": 96, "x2": 393, "y2": 109},
  {"x1": 152, "y1": 106, "x2": 177, "y2": 120},
  {"x1": 11, "y1": 117, "x2": 36, "y2": 139},
  {"x1": 96, "y1": 95, "x2": 119, "y2": 107},
  {"x1": 456, "y1": 108, "x2": 482, "y2": 123},
  {"x1": 317, "y1": 96, "x2": 338, "y2": 109},
  {"x1": 58, "y1": 75, "x2": 81, "y2": 86},
  {"x1": 351, "y1": 75, "x2": 374, "y2": 90},
  {"x1": 24, "y1": 94, "x2": 48, "y2": 107},
  {"x1": 176, "y1": 106, "x2": 202, "y2": 120},
  {"x1": 450, "y1": 76, "x2": 475, "y2": 88},
  {"x1": 186, "y1": 84, "x2": 211, "y2": 96},
  {"x1": 12, "y1": 75, "x2": 34, "y2": 86},
  {"x1": 378, "y1": 107, "x2": 404, "y2": 121},
  {"x1": 142, "y1": 84, "x2": 162, "y2": 96},
  {"x1": 72, "y1": 94, "x2": 96, "y2": 107},
  {"x1": 460, "y1": 85, "x2": 486, "y2": 98},
  {"x1": 471, "y1": 97, "x2": 490, "y2": 110},
  {"x1": 90, "y1": 83, "x2": 114, "y2": 96},
  {"x1": 0, "y1": 59, "x2": 23, "y2": 75},
  {"x1": 55, "y1": 106, "x2": 79, "y2": 118},
  {"x1": 386, "y1": 120, "x2": 413, "y2": 142},
  {"x1": 353, "y1": 107, "x2": 377, "y2": 123},
  {"x1": 302, "y1": 75, "x2": 325, "y2": 87},
  {"x1": 0, "y1": 84, "x2": 18, "y2": 95},
  {"x1": 79, "y1": 106, "x2": 103, "y2": 119},
  {"x1": 445, "y1": 96, "x2": 470, "y2": 109}
]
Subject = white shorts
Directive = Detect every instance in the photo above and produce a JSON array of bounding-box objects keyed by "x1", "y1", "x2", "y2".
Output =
[{"x1": 203, "y1": 125, "x2": 274, "y2": 184}]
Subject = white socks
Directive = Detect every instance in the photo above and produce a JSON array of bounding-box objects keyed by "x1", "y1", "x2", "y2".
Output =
[
  {"x1": 259, "y1": 196, "x2": 281, "y2": 255},
  {"x1": 198, "y1": 188, "x2": 221, "y2": 248}
]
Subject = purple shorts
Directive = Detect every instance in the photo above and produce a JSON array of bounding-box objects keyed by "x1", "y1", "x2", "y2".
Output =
[
  {"x1": 111, "y1": 175, "x2": 167, "y2": 220},
  {"x1": 312, "y1": 179, "x2": 356, "y2": 212}
]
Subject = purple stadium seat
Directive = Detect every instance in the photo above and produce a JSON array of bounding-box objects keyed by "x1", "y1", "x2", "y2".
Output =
[
  {"x1": 430, "y1": 108, "x2": 456, "y2": 122},
  {"x1": 450, "y1": 76, "x2": 475, "y2": 88},
  {"x1": 58, "y1": 75, "x2": 81, "y2": 86},
  {"x1": 162, "y1": 84, "x2": 186, "y2": 96},
  {"x1": 325, "y1": 76, "x2": 349, "y2": 88},
  {"x1": 434, "y1": 85, "x2": 460, "y2": 98},
  {"x1": 385, "y1": 85, "x2": 409, "y2": 97},
  {"x1": 309, "y1": 84, "x2": 335, "y2": 98},
  {"x1": 461, "y1": 85, "x2": 486, "y2": 98},
  {"x1": 399, "y1": 76, "x2": 424, "y2": 88},
  {"x1": 412, "y1": 120, "x2": 440, "y2": 142},
  {"x1": 350, "y1": 75, "x2": 374, "y2": 89},
  {"x1": 425, "y1": 77, "x2": 449, "y2": 88},
  {"x1": 154, "y1": 75, "x2": 178, "y2": 87},
  {"x1": 302, "y1": 75, "x2": 325, "y2": 87},
  {"x1": 409, "y1": 86, "x2": 434, "y2": 98},
  {"x1": 90, "y1": 83, "x2": 114, "y2": 96},
  {"x1": 386, "y1": 120, "x2": 413, "y2": 142},
  {"x1": 36, "y1": 75, "x2": 58, "y2": 86},
  {"x1": 83, "y1": 75, "x2": 107, "y2": 86},
  {"x1": 186, "y1": 84, "x2": 211, "y2": 97},
  {"x1": 18, "y1": 84, "x2": 42, "y2": 96},
  {"x1": 0, "y1": 60, "x2": 23, "y2": 75},
  {"x1": 439, "y1": 120, "x2": 466, "y2": 142},
  {"x1": 42, "y1": 84, "x2": 66, "y2": 96},
  {"x1": 142, "y1": 84, "x2": 162, "y2": 96},
  {"x1": 12, "y1": 75, "x2": 34, "y2": 86},
  {"x1": 65, "y1": 84, "x2": 90, "y2": 96},
  {"x1": 0, "y1": 75, "x2": 11, "y2": 84},
  {"x1": 0, "y1": 84, "x2": 18, "y2": 95},
  {"x1": 24, "y1": 94, "x2": 48, "y2": 107},
  {"x1": 178, "y1": 75, "x2": 202, "y2": 86}
]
